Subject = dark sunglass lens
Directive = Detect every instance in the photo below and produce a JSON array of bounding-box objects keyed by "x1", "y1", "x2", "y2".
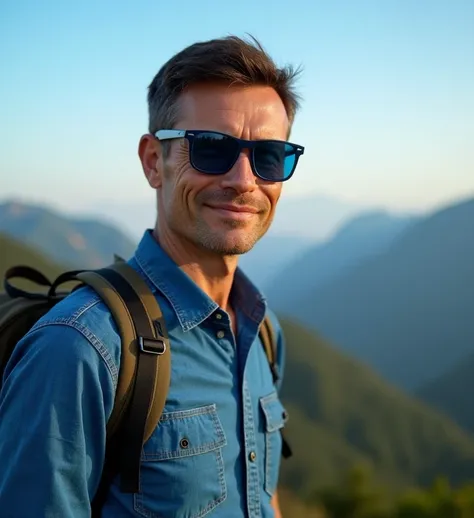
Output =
[
  {"x1": 191, "y1": 132, "x2": 239, "y2": 174},
  {"x1": 254, "y1": 142, "x2": 296, "y2": 181}
]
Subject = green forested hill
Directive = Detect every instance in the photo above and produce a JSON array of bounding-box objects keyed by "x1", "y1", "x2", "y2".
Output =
[
  {"x1": 0, "y1": 233, "x2": 66, "y2": 290},
  {"x1": 416, "y1": 352, "x2": 474, "y2": 435},
  {"x1": 278, "y1": 317, "x2": 474, "y2": 498}
]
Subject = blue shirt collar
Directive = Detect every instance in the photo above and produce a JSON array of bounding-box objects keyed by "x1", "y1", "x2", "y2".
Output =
[{"x1": 133, "y1": 230, "x2": 266, "y2": 332}]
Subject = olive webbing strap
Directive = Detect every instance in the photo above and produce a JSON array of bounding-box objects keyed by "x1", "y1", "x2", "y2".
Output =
[
  {"x1": 107, "y1": 261, "x2": 171, "y2": 444},
  {"x1": 94, "y1": 266, "x2": 167, "y2": 493},
  {"x1": 259, "y1": 316, "x2": 278, "y2": 383},
  {"x1": 77, "y1": 270, "x2": 139, "y2": 442},
  {"x1": 78, "y1": 265, "x2": 169, "y2": 516},
  {"x1": 259, "y1": 315, "x2": 293, "y2": 460}
]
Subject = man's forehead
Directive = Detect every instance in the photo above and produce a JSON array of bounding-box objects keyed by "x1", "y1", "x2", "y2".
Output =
[{"x1": 175, "y1": 84, "x2": 290, "y2": 138}]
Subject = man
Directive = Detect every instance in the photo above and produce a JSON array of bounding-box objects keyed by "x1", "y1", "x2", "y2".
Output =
[{"x1": 0, "y1": 35, "x2": 304, "y2": 517}]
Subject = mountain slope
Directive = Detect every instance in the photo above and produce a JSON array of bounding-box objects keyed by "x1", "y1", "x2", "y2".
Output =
[
  {"x1": 1, "y1": 233, "x2": 66, "y2": 290},
  {"x1": 239, "y1": 234, "x2": 313, "y2": 289},
  {"x1": 416, "y1": 352, "x2": 474, "y2": 435},
  {"x1": 265, "y1": 210, "x2": 415, "y2": 311},
  {"x1": 268, "y1": 194, "x2": 364, "y2": 240},
  {"x1": 278, "y1": 317, "x2": 474, "y2": 497},
  {"x1": 283, "y1": 196, "x2": 474, "y2": 390},
  {"x1": 0, "y1": 200, "x2": 137, "y2": 269}
]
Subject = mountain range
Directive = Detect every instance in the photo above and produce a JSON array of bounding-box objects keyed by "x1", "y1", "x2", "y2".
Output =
[
  {"x1": 0, "y1": 200, "x2": 136, "y2": 269},
  {"x1": 264, "y1": 209, "x2": 417, "y2": 311},
  {"x1": 238, "y1": 234, "x2": 313, "y2": 288},
  {"x1": 271, "y1": 196, "x2": 474, "y2": 391},
  {"x1": 0, "y1": 194, "x2": 373, "y2": 290}
]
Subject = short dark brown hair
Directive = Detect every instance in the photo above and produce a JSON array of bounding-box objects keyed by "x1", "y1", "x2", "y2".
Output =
[{"x1": 147, "y1": 35, "x2": 302, "y2": 138}]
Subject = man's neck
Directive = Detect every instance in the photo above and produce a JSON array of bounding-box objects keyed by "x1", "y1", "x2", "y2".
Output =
[{"x1": 152, "y1": 227, "x2": 238, "y2": 312}]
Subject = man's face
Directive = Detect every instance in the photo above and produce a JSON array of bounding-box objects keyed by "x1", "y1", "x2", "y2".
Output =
[{"x1": 143, "y1": 83, "x2": 290, "y2": 256}]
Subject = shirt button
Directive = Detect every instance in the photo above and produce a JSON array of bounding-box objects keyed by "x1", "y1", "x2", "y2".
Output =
[
  {"x1": 249, "y1": 451, "x2": 257, "y2": 462},
  {"x1": 216, "y1": 330, "x2": 225, "y2": 339},
  {"x1": 215, "y1": 313, "x2": 222, "y2": 320}
]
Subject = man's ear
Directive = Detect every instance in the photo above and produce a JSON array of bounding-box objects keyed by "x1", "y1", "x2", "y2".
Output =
[{"x1": 138, "y1": 133, "x2": 163, "y2": 189}]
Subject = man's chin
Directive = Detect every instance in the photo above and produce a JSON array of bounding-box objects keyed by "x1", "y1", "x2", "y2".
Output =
[{"x1": 201, "y1": 229, "x2": 261, "y2": 256}]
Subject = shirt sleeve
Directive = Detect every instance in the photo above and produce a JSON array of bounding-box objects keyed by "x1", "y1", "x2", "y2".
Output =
[{"x1": 0, "y1": 322, "x2": 116, "y2": 518}]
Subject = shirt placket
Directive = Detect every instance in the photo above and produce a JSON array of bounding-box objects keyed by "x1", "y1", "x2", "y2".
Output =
[{"x1": 242, "y1": 378, "x2": 261, "y2": 518}]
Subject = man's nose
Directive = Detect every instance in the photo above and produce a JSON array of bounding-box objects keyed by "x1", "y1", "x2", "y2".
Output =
[{"x1": 220, "y1": 151, "x2": 257, "y2": 193}]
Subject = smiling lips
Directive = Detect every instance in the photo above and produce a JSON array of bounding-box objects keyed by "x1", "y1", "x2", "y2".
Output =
[{"x1": 205, "y1": 203, "x2": 260, "y2": 220}]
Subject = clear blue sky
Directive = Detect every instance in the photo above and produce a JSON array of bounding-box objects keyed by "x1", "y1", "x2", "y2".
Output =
[{"x1": 1, "y1": 0, "x2": 473, "y2": 215}]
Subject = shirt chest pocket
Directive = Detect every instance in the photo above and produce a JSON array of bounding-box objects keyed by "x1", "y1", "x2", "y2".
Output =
[
  {"x1": 133, "y1": 404, "x2": 227, "y2": 518},
  {"x1": 260, "y1": 391, "x2": 288, "y2": 497}
]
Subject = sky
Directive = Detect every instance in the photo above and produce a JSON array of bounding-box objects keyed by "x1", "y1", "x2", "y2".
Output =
[{"x1": 1, "y1": 0, "x2": 473, "y2": 217}]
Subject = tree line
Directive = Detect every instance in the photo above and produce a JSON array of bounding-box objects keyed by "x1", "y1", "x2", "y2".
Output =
[{"x1": 299, "y1": 464, "x2": 474, "y2": 518}]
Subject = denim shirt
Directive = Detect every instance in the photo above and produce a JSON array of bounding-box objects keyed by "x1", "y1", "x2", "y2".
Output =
[{"x1": 0, "y1": 230, "x2": 288, "y2": 518}]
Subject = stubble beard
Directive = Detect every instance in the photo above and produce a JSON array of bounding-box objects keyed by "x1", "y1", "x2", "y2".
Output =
[
  {"x1": 192, "y1": 216, "x2": 267, "y2": 256},
  {"x1": 163, "y1": 198, "x2": 268, "y2": 256},
  {"x1": 189, "y1": 189, "x2": 272, "y2": 256}
]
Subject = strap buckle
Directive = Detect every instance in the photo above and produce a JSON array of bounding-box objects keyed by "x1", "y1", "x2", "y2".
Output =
[{"x1": 138, "y1": 336, "x2": 166, "y2": 355}]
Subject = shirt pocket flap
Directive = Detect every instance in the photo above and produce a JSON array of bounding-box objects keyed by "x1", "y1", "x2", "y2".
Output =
[
  {"x1": 260, "y1": 391, "x2": 288, "y2": 433},
  {"x1": 142, "y1": 403, "x2": 227, "y2": 461}
]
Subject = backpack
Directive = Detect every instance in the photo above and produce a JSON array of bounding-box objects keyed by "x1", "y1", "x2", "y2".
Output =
[{"x1": 0, "y1": 258, "x2": 292, "y2": 515}]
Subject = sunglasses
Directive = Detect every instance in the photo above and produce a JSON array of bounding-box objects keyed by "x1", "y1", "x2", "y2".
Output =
[{"x1": 154, "y1": 129, "x2": 304, "y2": 182}]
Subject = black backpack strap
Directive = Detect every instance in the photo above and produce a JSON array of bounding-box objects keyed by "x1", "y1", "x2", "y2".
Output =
[
  {"x1": 4, "y1": 265, "x2": 54, "y2": 300},
  {"x1": 259, "y1": 315, "x2": 293, "y2": 459}
]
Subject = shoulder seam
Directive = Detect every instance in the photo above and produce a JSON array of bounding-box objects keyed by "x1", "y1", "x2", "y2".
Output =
[
  {"x1": 71, "y1": 296, "x2": 101, "y2": 321},
  {"x1": 31, "y1": 320, "x2": 119, "y2": 388}
]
